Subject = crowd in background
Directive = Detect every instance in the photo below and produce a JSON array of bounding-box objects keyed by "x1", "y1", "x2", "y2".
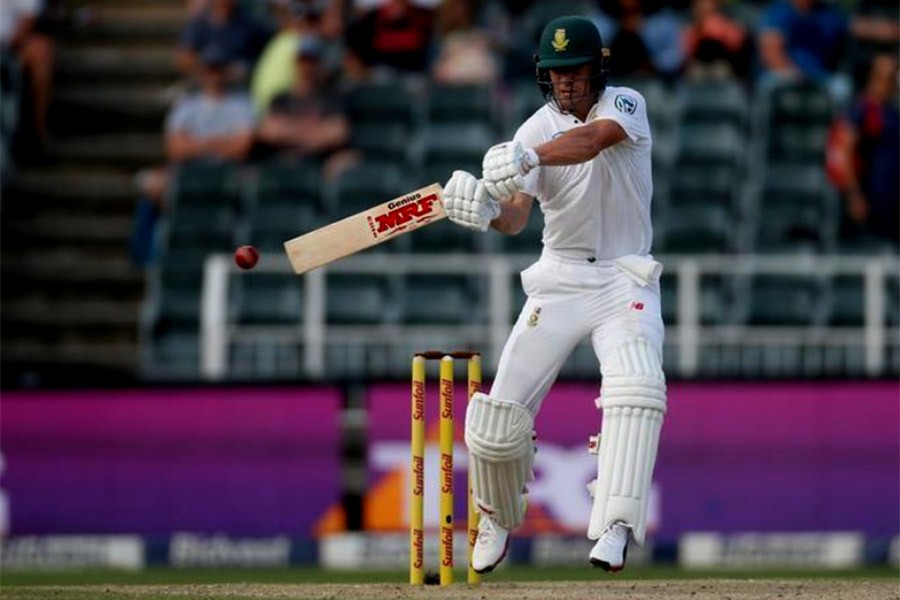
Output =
[{"x1": 1, "y1": 0, "x2": 897, "y2": 261}]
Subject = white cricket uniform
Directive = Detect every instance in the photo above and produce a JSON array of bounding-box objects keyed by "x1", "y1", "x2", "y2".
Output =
[{"x1": 490, "y1": 86, "x2": 665, "y2": 415}]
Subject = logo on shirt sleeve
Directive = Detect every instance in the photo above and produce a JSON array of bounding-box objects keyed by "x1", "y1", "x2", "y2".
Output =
[{"x1": 614, "y1": 94, "x2": 638, "y2": 115}]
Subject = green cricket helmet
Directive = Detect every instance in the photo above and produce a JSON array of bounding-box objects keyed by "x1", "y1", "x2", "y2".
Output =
[{"x1": 534, "y1": 15, "x2": 610, "y2": 111}]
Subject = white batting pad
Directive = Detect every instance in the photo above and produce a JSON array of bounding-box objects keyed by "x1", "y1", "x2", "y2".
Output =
[
  {"x1": 588, "y1": 338, "x2": 667, "y2": 545},
  {"x1": 465, "y1": 392, "x2": 535, "y2": 530}
]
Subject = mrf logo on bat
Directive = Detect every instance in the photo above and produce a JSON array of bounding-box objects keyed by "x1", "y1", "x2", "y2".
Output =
[{"x1": 367, "y1": 192, "x2": 441, "y2": 238}]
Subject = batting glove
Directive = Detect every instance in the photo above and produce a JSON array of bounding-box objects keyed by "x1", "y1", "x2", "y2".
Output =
[
  {"x1": 482, "y1": 141, "x2": 540, "y2": 201},
  {"x1": 443, "y1": 170, "x2": 500, "y2": 232}
]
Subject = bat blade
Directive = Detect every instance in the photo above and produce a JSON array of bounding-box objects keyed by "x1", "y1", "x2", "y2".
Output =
[{"x1": 283, "y1": 183, "x2": 446, "y2": 274}]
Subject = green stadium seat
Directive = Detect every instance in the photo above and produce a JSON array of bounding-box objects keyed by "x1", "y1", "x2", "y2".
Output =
[
  {"x1": 668, "y1": 163, "x2": 739, "y2": 209},
  {"x1": 327, "y1": 162, "x2": 405, "y2": 219},
  {"x1": 165, "y1": 205, "x2": 236, "y2": 252},
  {"x1": 677, "y1": 123, "x2": 744, "y2": 167},
  {"x1": 745, "y1": 275, "x2": 825, "y2": 326},
  {"x1": 326, "y1": 274, "x2": 394, "y2": 324},
  {"x1": 345, "y1": 80, "x2": 418, "y2": 127},
  {"x1": 765, "y1": 80, "x2": 833, "y2": 126},
  {"x1": 422, "y1": 123, "x2": 495, "y2": 167},
  {"x1": 254, "y1": 159, "x2": 321, "y2": 210},
  {"x1": 250, "y1": 204, "x2": 320, "y2": 252},
  {"x1": 170, "y1": 162, "x2": 244, "y2": 209},
  {"x1": 827, "y1": 275, "x2": 865, "y2": 326},
  {"x1": 658, "y1": 205, "x2": 733, "y2": 253},
  {"x1": 143, "y1": 323, "x2": 200, "y2": 379},
  {"x1": 766, "y1": 123, "x2": 829, "y2": 163},
  {"x1": 351, "y1": 122, "x2": 413, "y2": 166},
  {"x1": 399, "y1": 275, "x2": 481, "y2": 324},
  {"x1": 234, "y1": 273, "x2": 303, "y2": 325},
  {"x1": 427, "y1": 83, "x2": 495, "y2": 126},
  {"x1": 679, "y1": 81, "x2": 749, "y2": 127},
  {"x1": 408, "y1": 217, "x2": 481, "y2": 253},
  {"x1": 754, "y1": 204, "x2": 826, "y2": 254}
]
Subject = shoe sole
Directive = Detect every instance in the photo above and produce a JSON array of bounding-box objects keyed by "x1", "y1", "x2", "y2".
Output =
[
  {"x1": 472, "y1": 538, "x2": 510, "y2": 575},
  {"x1": 589, "y1": 545, "x2": 627, "y2": 573}
]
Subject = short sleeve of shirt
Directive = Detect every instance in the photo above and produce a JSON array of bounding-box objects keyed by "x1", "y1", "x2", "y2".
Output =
[
  {"x1": 165, "y1": 97, "x2": 193, "y2": 133},
  {"x1": 760, "y1": 3, "x2": 791, "y2": 34},
  {"x1": 513, "y1": 116, "x2": 544, "y2": 198},
  {"x1": 228, "y1": 94, "x2": 256, "y2": 129},
  {"x1": 592, "y1": 90, "x2": 650, "y2": 143}
]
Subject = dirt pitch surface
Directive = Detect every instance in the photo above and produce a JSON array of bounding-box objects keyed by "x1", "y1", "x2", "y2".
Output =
[{"x1": 5, "y1": 580, "x2": 899, "y2": 600}]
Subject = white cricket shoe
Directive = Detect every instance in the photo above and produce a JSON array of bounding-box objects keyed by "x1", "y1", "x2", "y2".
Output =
[
  {"x1": 471, "y1": 515, "x2": 510, "y2": 574},
  {"x1": 589, "y1": 521, "x2": 630, "y2": 572}
]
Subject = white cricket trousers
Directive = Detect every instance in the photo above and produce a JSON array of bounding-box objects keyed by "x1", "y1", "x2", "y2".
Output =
[{"x1": 490, "y1": 250, "x2": 665, "y2": 415}]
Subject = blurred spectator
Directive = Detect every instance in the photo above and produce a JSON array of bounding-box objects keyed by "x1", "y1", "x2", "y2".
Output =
[
  {"x1": 177, "y1": 0, "x2": 272, "y2": 83},
  {"x1": 851, "y1": 0, "x2": 900, "y2": 47},
  {"x1": 131, "y1": 46, "x2": 256, "y2": 265},
  {"x1": 831, "y1": 53, "x2": 898, "y2": 243},
  {"x1": 683, "y1": 0, "x2": 750, "y2": 81},
  {"x1": 347, "y1": 0, "x2": 435, "y2": 74},
  {"x1": 0, "y1": 0, "x2": 54, "y2": 142},
  {"x1": 431, "y1": 0, "x2": 498, "y2": 85},
  {"x1": 251, "y1": 0, "x2": 329, "y2": 114},
  {"x1": 255, "y1": 37, "x2": 354, "y2": 179},
  {"x1": 758, "y1": 0, "x2": 848, "y2": 89},
  {"x1": 593, "y1": 0, "x2": 685, "y2": 80}
]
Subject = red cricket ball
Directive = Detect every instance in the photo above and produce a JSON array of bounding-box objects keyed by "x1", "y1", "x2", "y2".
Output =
[{"x1": 234, "y1": 245, "x2": 259, "y2": 270}]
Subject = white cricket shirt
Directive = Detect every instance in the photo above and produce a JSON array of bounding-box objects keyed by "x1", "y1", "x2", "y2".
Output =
[{"x1": 513, "y1": 85, "x2": 653, "y2": 261}]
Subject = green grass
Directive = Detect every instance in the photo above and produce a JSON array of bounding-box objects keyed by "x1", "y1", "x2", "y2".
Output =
[{"x1": 2, "y1": 565, "x2": 897, "y2": 587}]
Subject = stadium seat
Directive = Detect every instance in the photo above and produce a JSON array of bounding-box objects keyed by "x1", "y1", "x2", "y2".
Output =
[
  {"x1": 659, "y1": 272, "x2": 734, "y2": 325},
  {"x1": 422, "y1": 123, "x2": 495, "y2": 168},
  {"x1": 250, "y1": 203, "x2": 320, "y2": 252},
  {"x1": 408, "y1": 217, "x2": 481, "y2": 253},
  {"x1": 233, "y1": 273, "x2": 303, "y2": 325},
  {"x1": 229, "y1": 341, "x2": 301, "y2": 380},
  {"x1": 254, "y1": 159, "x2": 321, "y2": 210},
  {"x1": 399, "y1": 275, "x2": 481, "y2": 324},
  {"x1": 170, "y1": 162, "x2": 244, "y2": 210},
  {"x1": 326, "y1": 273, "x2": 394, "y2": 324},
  {"x1": 427, "y1": 83, "x2": 495, "y2": 127},
  {"x1": 522, "y1": 0, "x2": 601, "y2": 42},
  {"x1": 679, "y1": 80, "x2": 749, "y2": 128},
  {"x1": 351, "y1": 122, "x2": 412, "y2": 166},
  {"x1": 668, "y1": 163, "x2": 739, "y2": 209},
  {"x1": 754, "y1": 204, "x2": 826, "y2": 254},
  {"x1": 511, "y1": 81, "x2": 548, "y2": 133},
  {"x1": 827, "y1": 275, "x2": 865, "y2": 326},
  {"x1": 345, "y1": 80, "x2": 418, "y2": 127},
  {"x1": 764, "y1": 80, "x2": 833, "y2": 126},
  {"x1": 676, "y1": 123, "x2": 744, "y2": 167},
  {"x1": 326, "y1": 162, "x2": 405, "y2": 219},
  {"x1": 143, "y1": 322, "x2": 200, "y2": 379},
  {"x1": 657, "y1": 205, "x2": 733, "y2": 253},
  {"x1": 766, "y1": 123, "x2": 829, "y2": 163},
  {"x1": 165, "y1": 204, "x2": 236, "y2": 253},
  {"x1": 744, "y1": 275, "x2": 826, "y2": 326}
]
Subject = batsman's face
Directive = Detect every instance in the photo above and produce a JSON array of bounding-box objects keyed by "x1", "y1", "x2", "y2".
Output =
[{"x1": 549, "y1": 63, "x2": 594, "y2": 115}]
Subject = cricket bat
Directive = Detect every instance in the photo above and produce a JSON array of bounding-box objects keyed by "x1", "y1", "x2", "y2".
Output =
[{"x1": 283, "y1": 183, "x2": 446, "y2": 274}]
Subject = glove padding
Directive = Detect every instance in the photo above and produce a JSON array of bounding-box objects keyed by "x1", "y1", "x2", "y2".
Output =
[
  {"x1": 482, "y1": 141, "x2": 539, "y2": 200},
  {"x1": 442, "y1": 170, "x2": 500, "y2": 232}
]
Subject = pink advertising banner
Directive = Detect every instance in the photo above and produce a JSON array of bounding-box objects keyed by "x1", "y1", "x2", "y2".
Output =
[
  {"x1": 366, "y1": 380, "x2": 900, "y2": 540},
  {"x1": 1, "y1": 387, "x2": 342, "y2": 536}
]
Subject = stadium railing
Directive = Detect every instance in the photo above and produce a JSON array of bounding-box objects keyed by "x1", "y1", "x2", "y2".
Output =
[{"x1": 198, "y1": 253, "x2": 898, "y2": 381}]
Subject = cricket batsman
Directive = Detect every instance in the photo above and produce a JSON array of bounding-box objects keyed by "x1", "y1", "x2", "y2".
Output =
[{"x1": 441, "y1": 16, "x2": 666, "y2": 573}]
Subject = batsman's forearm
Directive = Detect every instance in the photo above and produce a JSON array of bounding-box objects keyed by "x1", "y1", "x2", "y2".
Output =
[
  {"x1": 533, "y1": 125, "x2": 604, "y2": 166},
  {"x1": 491, "y1": 198, "x2": 529, "y2": 235}
]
